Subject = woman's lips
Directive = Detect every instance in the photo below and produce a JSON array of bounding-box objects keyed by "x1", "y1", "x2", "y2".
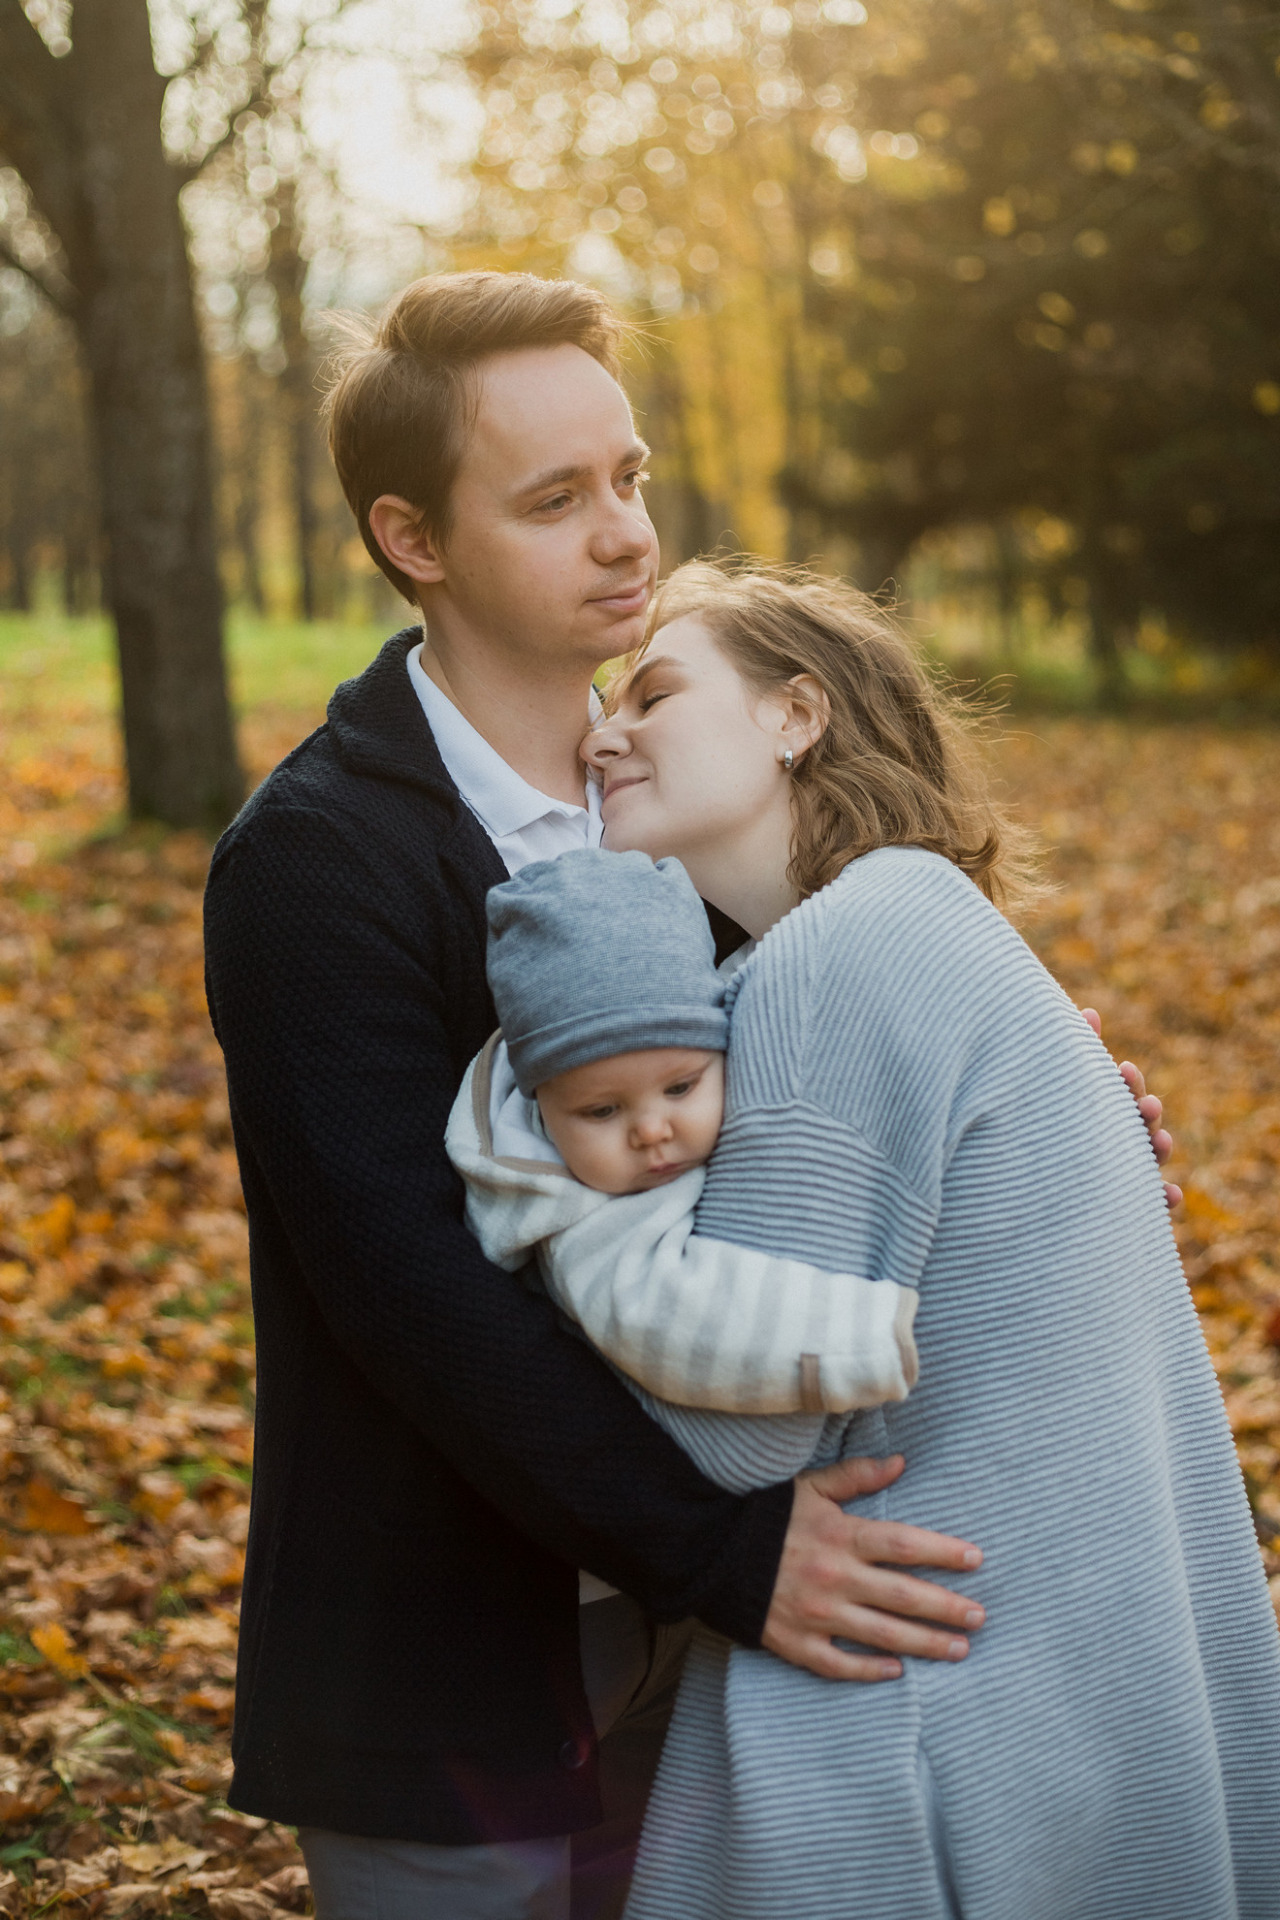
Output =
[{"x1": 602, "y1": 774, "x2": 647, "y2": 803}]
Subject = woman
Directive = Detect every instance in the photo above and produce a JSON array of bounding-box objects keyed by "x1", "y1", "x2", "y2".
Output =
[{"x1": 579, "y1": 561, "x2": 1280, "y2": 1920}]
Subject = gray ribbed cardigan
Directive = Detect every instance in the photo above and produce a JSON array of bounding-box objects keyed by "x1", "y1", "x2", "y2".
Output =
[{"x1": 625, "y1": 847, "x2": 1280, "y2": 1920}]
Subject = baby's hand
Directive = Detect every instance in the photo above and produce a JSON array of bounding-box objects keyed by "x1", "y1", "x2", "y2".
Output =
[{"x1": 1081, "y1": 1008, "x2": 1182, "y2": 1211}]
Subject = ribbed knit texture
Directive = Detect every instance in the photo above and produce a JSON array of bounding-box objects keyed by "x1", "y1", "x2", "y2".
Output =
[{"x1": 626, "y1": 847, "x2": 1280, "y2": 1920}]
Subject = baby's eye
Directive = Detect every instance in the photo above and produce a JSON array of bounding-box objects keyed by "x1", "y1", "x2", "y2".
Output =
[
  {"x1": 664, "y1": 1079, "x2": 695, "y2": 1098},
  {"x1": 582, "y1": 1105, "x2": 619, "y2": 1121}
]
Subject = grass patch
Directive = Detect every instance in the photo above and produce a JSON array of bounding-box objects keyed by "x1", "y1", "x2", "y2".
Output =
[
  {"x1": 0, "y1": 610, "x2": 389, "y2": 730},
  {"x1": 0, "y1": 1630, "x2": 42, "y2": 1666}
]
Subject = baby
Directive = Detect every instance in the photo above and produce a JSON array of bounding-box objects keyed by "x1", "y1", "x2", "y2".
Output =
[
  {"x1": 446, "y1": 847, "x2": 919, "y2": 1418},
  {"x1": 487, "y1": 846, "x2": 729, "y2": 1195}
]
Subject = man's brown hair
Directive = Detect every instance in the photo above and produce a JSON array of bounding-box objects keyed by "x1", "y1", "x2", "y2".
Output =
[{"x1": 322, "y1": 271, "x2": 627, "y2": 602}]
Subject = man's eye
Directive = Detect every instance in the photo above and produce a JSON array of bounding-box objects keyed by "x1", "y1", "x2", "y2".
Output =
[
  {"x1": 620, "y1": 467, "x2": 650, "y2": 490},
  {"x1": 538, "y1": 493, "x2": 572, "y2": 513}
]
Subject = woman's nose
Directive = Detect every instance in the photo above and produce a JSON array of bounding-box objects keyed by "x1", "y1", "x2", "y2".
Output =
[{"x1": 581, "y1": 718, "x2": 627, "y2": 768}]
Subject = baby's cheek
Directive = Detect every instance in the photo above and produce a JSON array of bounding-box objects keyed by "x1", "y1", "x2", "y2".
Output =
[{"x1": 689, "y1": 1103, "x2": 724, "y2": 1162}]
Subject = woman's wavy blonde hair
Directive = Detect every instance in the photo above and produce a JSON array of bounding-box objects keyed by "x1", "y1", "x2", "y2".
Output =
[{"x1": 630, "y1": 558, "x2": 1038, "y2": 916}]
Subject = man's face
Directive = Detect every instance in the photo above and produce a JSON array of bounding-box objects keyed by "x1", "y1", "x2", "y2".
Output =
[{"x1": 433, "y1": 343, "x2": 659, "y2": 671}]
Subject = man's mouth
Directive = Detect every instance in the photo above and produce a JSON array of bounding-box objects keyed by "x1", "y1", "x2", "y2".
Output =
[{"x1": 590, "y1": 581, "x2": 650, "y2": 614}]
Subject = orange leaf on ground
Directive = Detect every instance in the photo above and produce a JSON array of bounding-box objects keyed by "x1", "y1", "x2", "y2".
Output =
[
  {"x1": 29, "y1": 1622, "x2": 88, "y2": 1678},
  {"x1": 16, "y1": 1478, "x2": 95, "y2": 1536}
]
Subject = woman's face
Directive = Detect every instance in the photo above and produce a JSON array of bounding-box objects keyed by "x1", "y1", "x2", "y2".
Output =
[{"x1": 582, "y1": 615, "x2": 800, "y2": 929}]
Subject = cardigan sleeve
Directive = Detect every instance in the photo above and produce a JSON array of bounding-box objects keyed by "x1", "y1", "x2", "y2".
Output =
[
  {"x1": 204, "y1": 800, "x2": 792, "y2": 1644},
  {"x1": 695, "y1": 850, "x2": 1000, "y2": 1284}
]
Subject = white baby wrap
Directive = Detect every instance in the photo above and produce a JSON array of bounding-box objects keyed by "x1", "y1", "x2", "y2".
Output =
[{"x1": 445, "y1": 1031, "x2": 919, "y2": 1417}]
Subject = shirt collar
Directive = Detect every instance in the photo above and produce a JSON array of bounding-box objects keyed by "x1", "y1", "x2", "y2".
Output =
[{"x1": 407, "y1": 642, "x2": 600, "y2": 840}]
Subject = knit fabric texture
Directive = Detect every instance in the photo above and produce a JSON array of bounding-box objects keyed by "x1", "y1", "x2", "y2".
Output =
[
  {"x1": 486, "y1": 849, "x2": 728, "y2": 1095},
  {"x1": 624, "y1": 846, "x2": 1280, "y2": 1920},
  {"x1": 201, "y1": 629, "x2": 793, "y2": 1846},
  {"x1": 446, "y1": 1032, "x2": 919, "y2": 1414}
]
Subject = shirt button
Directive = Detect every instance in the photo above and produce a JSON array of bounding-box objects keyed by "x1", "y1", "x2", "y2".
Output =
[{"x1": 558, "y1": 1737, "x2": 591, "y2": 1771}]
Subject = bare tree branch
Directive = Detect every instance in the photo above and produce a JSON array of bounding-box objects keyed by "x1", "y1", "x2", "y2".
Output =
[
  {"x1": 0, "y1": 227, "x2": 75, "y2": 312},
  {"x1": 173, "y1": 0, "x2": 369, "y2": 182},
  {"x1": 0, "y1": 1, "x2": 81, "y2": 256}
]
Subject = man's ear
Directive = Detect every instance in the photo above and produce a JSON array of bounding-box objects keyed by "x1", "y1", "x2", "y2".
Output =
[
  {"x1": 781, "y1": 674, "x2": 831, "y2": 763},
  {"x1": 368, "y1": 495, "x2": 446, "y2": 588}
]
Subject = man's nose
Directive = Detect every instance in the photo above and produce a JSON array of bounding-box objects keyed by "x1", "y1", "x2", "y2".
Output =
[{"x1": 592, "y1": 492, "x2": 656, "y2": 566}]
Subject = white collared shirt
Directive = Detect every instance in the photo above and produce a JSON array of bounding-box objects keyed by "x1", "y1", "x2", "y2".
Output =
[
  {"x1": 407, "y1": 642, "x2": 615, "y2": 1603},
  {"x1": 407, "y1": 643, "x2": 603, "y2": 876}
]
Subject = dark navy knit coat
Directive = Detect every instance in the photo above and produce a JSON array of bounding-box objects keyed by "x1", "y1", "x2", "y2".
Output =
[{"x1": 202, "y1": 629, "x2": 792, "y2": 1845}]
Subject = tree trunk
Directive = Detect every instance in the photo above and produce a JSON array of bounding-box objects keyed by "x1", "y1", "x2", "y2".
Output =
[
  {"x1": 266, "y1": 175, "x2": 320, "y2": 620},
  {"x1": 68, "y1": 2, "x2": 243, "y2": 826},
  {"x1": 994, "y1": 522, "x2": 1023, "y2": 660},
  {"x1": 1080, "y1": 517, "x2": 1129, "y2": 710},
  {"x1": 234, "y1": 360, "x2": 267, "y2": 616},
  {"x1": 0, "y1": 0, "x2": 243, "y2": 829},
  {"x1": 7, "y1": 528, "x2": 32, "y2": 610}
]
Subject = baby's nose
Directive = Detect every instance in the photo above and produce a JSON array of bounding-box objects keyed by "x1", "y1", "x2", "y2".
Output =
[{"x1": 631, "y1": 1114, "x2": 673, "y2": 1147}]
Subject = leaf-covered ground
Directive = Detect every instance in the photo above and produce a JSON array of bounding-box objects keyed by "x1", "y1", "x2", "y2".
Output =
[{"x1": 1, "y1": 644, "x2": 1278, "y2": 1916}]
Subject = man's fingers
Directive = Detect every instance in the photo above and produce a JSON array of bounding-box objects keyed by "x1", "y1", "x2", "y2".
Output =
[
  {"x1": 836, "y1": 1605, "x2": 973, "y2": 1662},
  {"x1": 1081, "y1": 1006, "x2": 1102, "y2": 1037},
  {"x1": 849, "y1": 1517, "x2": 983, "y2": 1573},
  {"x1": 764, "y1": 1630, "x2": 903, "y2": 1682},
  {"x1": 846, "y1": 1560, "x2": 985, "y2": 1630},
  {"x1": 1151, "y1": 1127, "x2": 1172, "y2": 1165},
  {"x1": 805, "y1": 1453, "x2": 905, "y2": 1501},
  {"x1": 1164, "y1": 1180, "x2": 1183, "y2": 1211},
  {"x1": 1119, "y1": 1059, "x2": 1147, "y2": 1100}
]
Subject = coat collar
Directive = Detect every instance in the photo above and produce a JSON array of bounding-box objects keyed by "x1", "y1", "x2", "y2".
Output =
[{"x1": 326, "y1": 626, "x2": 459, "y2": 802}]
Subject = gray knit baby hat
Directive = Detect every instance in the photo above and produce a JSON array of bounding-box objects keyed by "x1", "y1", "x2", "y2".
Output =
[{"x1": 485, "y1": 848, "x2": 729, "y2": 1095}]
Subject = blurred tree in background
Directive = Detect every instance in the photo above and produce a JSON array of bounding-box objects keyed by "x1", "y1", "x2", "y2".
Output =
[
  {"x1": 459, "y1": 0, "x2": 1280, "y2": 697},
  {"x1": 2, "y1": 0, "x2": 1278, "y2": 731},
  {"x1": 0, "y1": 0, "x2": 243, "y2": 826}
]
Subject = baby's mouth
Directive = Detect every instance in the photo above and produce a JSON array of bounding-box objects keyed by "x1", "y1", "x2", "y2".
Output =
[{"x1": 638, "y1": 1160, "x2": 689, "y2": 1186}]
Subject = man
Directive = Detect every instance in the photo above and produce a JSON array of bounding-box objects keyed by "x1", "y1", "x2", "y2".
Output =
[{"x1": 203, "y1": 272, "x2": 1172, "y2": 1920}]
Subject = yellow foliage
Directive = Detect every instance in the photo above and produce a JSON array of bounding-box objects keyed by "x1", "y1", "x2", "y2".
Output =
[{"x1": 29, "y1": 1623, "x2": 88, "y2": 1678}]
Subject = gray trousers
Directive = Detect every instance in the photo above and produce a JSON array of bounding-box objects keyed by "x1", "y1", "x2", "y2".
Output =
[{"x1": 300, "y1": 1597, "x2": 692, "y2": 1920}]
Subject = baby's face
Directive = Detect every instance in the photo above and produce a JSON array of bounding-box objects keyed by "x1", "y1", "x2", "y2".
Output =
[{"x1": 536, "y1": 1048, "x2": 725, "y2": 1195}]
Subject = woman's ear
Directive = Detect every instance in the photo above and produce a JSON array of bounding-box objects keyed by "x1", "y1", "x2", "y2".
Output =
[
  {"x1": 368, "y1": 495, "x2": 447, "y2": 588},
  {"x1": 781, "y1": 675, "x2": 831, "y2": 764}
]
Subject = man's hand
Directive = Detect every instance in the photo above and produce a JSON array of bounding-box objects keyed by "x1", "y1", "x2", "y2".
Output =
[
  {"x1": 1081, "y1": 1008, "x2": 1182, "y2": 1211},
  {"x1": 761, "y1": 1455, "x2": 984, "y2": 1682}
]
